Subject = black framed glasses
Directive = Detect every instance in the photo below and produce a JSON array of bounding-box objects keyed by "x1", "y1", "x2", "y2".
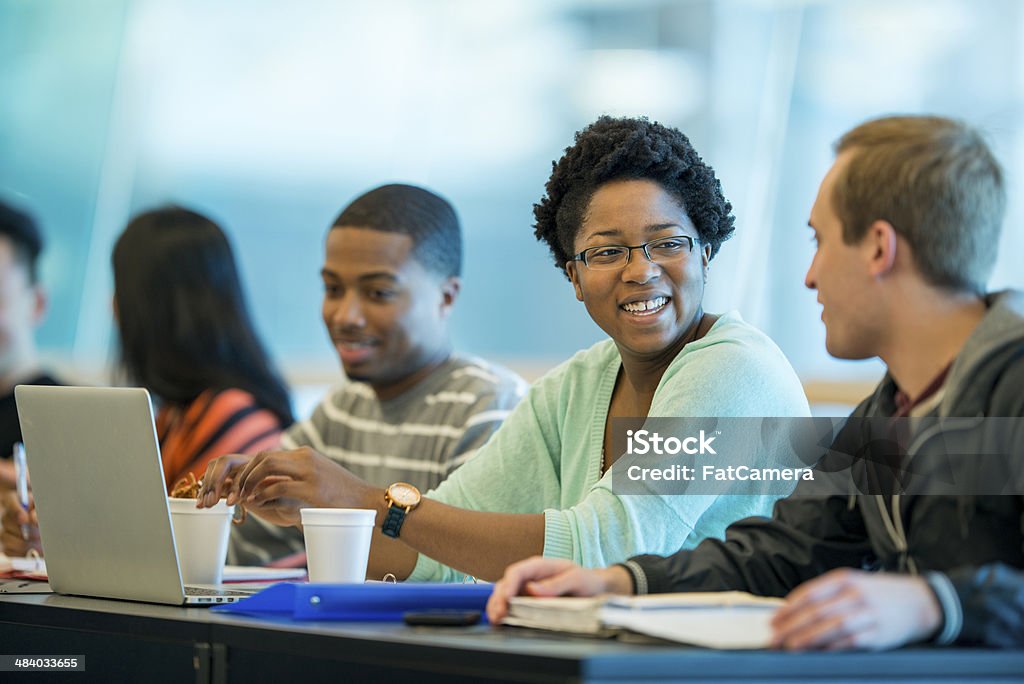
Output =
[{"x1": 572, "y1": 235, "x2": 696, "y2": 270}]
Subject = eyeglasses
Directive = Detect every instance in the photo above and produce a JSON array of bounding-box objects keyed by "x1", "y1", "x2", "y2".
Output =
[{"x1": 572, "y1": 235, "x2": 696, "y2": 270}]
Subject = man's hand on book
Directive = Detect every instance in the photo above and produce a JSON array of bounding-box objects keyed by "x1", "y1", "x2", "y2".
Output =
[
  {"x1": 770, "y1": 569, "x2": 942, "y2": 651},
  {"x1": 487, "y1": 557, "x2": 633, "y2": 623}
]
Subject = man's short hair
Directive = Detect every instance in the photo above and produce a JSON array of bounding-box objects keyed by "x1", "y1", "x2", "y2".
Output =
[
  {"x1": 0, "y1": 198, "x2": 43, "y2": 284},
  {"x1": 332, "y1": 184, "x2": 462, "y2": 278},
  {"x1": 834, "y1": 115, "x2": 1005, "y2": 294}
]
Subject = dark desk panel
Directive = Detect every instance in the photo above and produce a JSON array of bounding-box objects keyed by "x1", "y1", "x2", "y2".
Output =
[
  {"x1": 2, "y1": 594, "x2": 1023, "y2": 683},
  {"x1": 0, "y1": 595, "x2": 213, "y2": 683}
]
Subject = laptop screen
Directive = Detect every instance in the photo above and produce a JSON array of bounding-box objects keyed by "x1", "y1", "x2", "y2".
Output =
[{"x1": 16, "y1": 385, "x2": 193, "y2": 605}]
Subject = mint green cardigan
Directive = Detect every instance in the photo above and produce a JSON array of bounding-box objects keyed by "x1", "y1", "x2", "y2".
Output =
[{"x1": 407, "y1": 311, "x2": 810, "y2": 582}]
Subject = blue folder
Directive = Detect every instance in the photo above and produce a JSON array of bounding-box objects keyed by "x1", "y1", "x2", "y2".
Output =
[{"x1": 211, "y1": 582, "x2": 493, "y2": 622}]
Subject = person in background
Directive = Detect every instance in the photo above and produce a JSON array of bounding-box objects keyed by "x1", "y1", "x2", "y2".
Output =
[
  {"x1": 0, "y1": 199, "x2": 60, "y2": 490},
  {"x1": 198, "y1": 117, "x2": 810, "y2": 582},
  {"x1": 112, "y1": 207, "x2": 294, "y2": 486},
  {"x1": 2, "y1": 206, "x2": 293, "y2": 555},
  {"x1": 216, "y1": 183, "x2": 529, "y2": 565},
  {"x1": 488, "y1": 115, "x2": 1024, "y2": 651}
]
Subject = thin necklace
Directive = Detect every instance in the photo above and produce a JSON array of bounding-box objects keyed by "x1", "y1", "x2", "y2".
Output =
[{"x1": 600, "y1": 312, "x2": 709, "y2": 477}]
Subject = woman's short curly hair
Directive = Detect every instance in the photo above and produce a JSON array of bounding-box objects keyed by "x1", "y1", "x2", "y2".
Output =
[{"x1": 534, "y1": 116, "x2": 736, "y2": 277}]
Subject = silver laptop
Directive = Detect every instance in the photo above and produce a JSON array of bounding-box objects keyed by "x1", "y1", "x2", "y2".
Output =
[{"x1": 15, "y1": 385, "x2": 253, "y2": 605}]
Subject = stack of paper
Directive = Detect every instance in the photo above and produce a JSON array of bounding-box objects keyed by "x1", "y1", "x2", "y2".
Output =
[
  {"x1": 0, "y1": 556, "x2": 305, "y2": 584},
  {"x1": 0, "y1": 553, "x2": 47, "y2": 580},
  {"x1": 0, "y1": 553, "x2": 51, "y2": 593},
  {"x1": 504, "y1": 591, "x2": 783, "y2": 649},
  {"x1": 222, "y1": 566, "x2": 307, "y2": 583}
]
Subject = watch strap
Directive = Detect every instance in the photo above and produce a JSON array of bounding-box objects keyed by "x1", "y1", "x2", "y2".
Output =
[{"x1": 382, "y1": 504, "x2": 407, "y2": 538}]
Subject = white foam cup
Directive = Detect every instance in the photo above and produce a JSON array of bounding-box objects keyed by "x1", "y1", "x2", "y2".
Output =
[
  {"x1": 167, "y1": 497, "x2": 234, "y2": 585},
  {"x1": 300, "y1": 508, "x2": 377, "y2": 583}
]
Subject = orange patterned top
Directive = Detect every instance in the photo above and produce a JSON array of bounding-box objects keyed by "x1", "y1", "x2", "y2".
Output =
[{"x1": 156, "y1": 388, "x2": 286, "y2": 491}]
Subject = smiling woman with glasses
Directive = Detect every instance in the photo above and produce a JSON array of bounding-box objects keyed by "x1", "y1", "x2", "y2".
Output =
[{"x1": 198, "y1": 116, "x2": 811, "y2": 586}]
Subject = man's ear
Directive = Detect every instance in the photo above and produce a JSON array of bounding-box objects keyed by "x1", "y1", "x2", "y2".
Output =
[
  {"x1": 438, "y1": 276, "x2": 461, "y2": 318},
  {"x1": 701, "y1": 243, "x2": 711, "y2": 282},
  {"x1": 864, "y1": 220, "x2": 898, "y2": 277},
  {"x1": 565, "y1": 261, "x2": 584, "y2": 302},
  {"x1": 31, "y1": 285, "x2": 48, "y2": 328}
]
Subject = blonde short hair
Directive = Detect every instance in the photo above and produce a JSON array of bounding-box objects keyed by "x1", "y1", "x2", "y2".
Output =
[{"x1": 834, "y1": 115, "x2": 1004, "y2": 294}]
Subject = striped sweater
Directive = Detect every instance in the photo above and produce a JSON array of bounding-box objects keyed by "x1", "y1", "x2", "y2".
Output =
[
  {"x1": 228, "y1": 355, "x2": 528, "y2": 564},
  {"x1": 157, "y1": 387, "x2": 285, "y2": 492}
]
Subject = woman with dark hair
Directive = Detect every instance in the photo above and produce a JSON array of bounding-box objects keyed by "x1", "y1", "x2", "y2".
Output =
[
  {"x1": 112, "y1": 206, "x2": 293, "y2": 489},
  {"x1": 2, "y1": 207, "x2": 293, "y2": 556},
  {"x1": 199, "y1": 116, "x2": 809, "y2": 583}
]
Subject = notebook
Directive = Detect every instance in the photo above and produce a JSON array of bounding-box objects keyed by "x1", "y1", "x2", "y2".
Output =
[
  {"x1": 503, "y1": 591, "x2": 784, "y2": 649},
  {"x1": 14, "y1": 385, "x2": 254, "y2": 605}
]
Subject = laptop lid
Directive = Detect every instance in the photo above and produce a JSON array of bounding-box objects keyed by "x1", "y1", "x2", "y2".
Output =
[{"x1": 15, "y1": 385, "x2": 238, "y2": 605}]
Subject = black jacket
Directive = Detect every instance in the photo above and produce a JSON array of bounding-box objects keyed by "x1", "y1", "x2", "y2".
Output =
[{"x1": 626, "y1": 291, "x2": 1024, "y2": 647}]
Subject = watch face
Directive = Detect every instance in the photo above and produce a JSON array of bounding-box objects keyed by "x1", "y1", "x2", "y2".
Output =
[{"x1": 389, "y1": 483, "x2": 419, "y2": 507}]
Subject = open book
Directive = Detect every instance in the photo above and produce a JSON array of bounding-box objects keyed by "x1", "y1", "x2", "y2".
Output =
[{"x1": 503, "y1": 591, "x2": 784, "y2": 649}]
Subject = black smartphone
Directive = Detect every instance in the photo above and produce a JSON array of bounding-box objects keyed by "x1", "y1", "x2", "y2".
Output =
[{"x1": 402, "y1": 610, "x2": 482, "y2": 627}]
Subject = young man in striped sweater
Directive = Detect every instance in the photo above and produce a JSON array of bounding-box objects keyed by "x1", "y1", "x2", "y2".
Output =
[{"x1": 222, "y1": 184, "x2": 526, "y2": 564}]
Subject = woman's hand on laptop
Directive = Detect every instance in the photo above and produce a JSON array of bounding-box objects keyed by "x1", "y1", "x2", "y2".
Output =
[
  {"x1": 227, "y1": 447, "x2": 377, "y2": 527},
  {"x1": 0, "y1": 490, "x2": 42, "y2": 557}
]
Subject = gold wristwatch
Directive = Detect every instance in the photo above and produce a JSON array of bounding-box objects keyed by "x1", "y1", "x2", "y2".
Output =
[{"x1": 382, "y1": 482, "x2": 421, "y2": 538}]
